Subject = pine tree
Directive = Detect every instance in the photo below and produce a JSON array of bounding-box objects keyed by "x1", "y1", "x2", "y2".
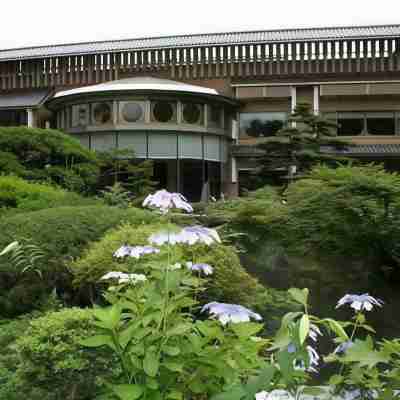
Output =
[{"x1": 257, "y1": 102, "x2": 348, "y2": 184}]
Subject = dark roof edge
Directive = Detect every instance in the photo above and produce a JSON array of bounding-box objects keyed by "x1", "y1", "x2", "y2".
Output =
[{"x1": 1, "y1": 23, "x2": 400, "y2": 61}]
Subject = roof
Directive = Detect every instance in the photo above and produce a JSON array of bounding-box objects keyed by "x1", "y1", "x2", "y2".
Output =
[
  {"x1": 53, "y1": 77, "x2": 219, "y2": 98},
  {"x1": 1, "y1": 24, "x2": 400, "y2": 61},
  {"x1": 321, "y1": 143, "x2": 400, "y2": 156},
  {"x1": 0, "y1": 89, "x2": 51, "y2": 109}
]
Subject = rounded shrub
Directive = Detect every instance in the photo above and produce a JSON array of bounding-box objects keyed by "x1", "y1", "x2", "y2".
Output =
[
  {"x1": 71, "y1": 221, "x2": 286, "y2": 314},
  {"x1": 10, "y1": 308, "x2": 119, "y2": 400}
]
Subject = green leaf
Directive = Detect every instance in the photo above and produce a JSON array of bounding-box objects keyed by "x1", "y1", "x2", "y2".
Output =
[
  {"x1": 0, "y1": 241, "x2": 19, "y2": 256},
  {"x1": 269, "y1": 325, "x2": 291, "y2": 351},
  {"x1": 79, "y1": 334, "x2": 113, "y2": 348},
  {"x1": 230, "y1": 322, "x2": 263, "y2": 338},
  {"x1": 164, "y1": 361, "x2": 183, "y2": 372},
  {"x1": 111, "y1": 384, "x2": 143, "y2": 400},
  {"x1": 342, "y1": 336, "x2": 390, "y2": 368},
  {"x1": 163, "y1": 345, "x2": 181, "y2": 356},
  {"x1": 93, "y1": 305, "x2": 121, "y2": 330},
  {"x1": 322, "y1": 318, "x2": 349, "y2": 340},
  {"x1": 143, "y1": 350, "x2": 160, "y2": 377},
  {"x1": 328, "y1": 374, "x2": 344, "y2": 385},
  {"x1": 210, "y1": 385, "x2": 247, "y2": 400},
  {"x1": 288, "y1": 288, "x2": 309, "y2": 307},
  {"x1": 166, "y1": 390, "x2": 183, "y2": 400},
  {"x1": 299, "y1": 314, "x2": 310, "y2": 345},
  {"x1": 167, "y1": 323, "x2": 192, "y2": 337},
  {"x1": 244, "y1": 364, "x2": 275, "y2": 398}
]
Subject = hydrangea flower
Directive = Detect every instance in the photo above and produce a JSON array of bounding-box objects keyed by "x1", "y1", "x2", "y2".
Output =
[
  {"x1": 336, "y1": 293, "x2": 384, "y2": 312},
  {"x1": 334, "y1": 340, "x2": 354, "y2": 355},
  {"x1": 148, "y1": 232, "x2": 181, "y2": 246},
  {"x1": 100, "y1": 272, "x2": 147, "y2": 284},
  {"x1": 201, "y1": 302, "x2": 262, "y2": 325},
  {"x1": 113, "y1": 245, "x2": 160, "y2": 259},
  {"x1": 255, "y1": 391, "x2": 272, "y2": 400},
  {"x1": 287, "y1": 343, "x2": 320, "y2": 373},
  {"x1": 142, "y1": 189, "x2": 193, "y2": 214},
  {"x1": 309, "y1": 323, "x2": 323, "y2": 342},
  {"x1": 178, "y1": 226, "x2": 221, "y2": 246},
  {"x1": 186, "y1": 262, "x2": 213, "y2": 275}
]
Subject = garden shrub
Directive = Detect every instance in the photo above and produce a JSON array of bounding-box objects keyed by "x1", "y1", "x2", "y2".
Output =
[
  {"x1": 0, "y1": 175, "x2": 98, "y2": 213},
  {"x1": 71, "y1": 221, "x2": 293, "y2": 319},
  {"x1": 0, "y1": 205, "x2": 156, "y2": 316},
  {"x1": 5, "y1": 308, "x2": 119, "y2": 400}
]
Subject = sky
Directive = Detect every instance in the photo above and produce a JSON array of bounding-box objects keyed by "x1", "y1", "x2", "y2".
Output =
[{"x1": 1, "y1": 0, "x2": 399, "y2": 50}]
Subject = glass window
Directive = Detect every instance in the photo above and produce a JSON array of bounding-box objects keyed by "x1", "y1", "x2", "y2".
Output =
[
  {"x1": 71, "y1": 104, "x2": 89, "y2": 127},
  {"x1": 152, "y1": 101, "x2": 176, "y2": 123},
  {"x1": 366, "y1": 112, "x2": 395, "y2": 135},
  {"x1": 120, "y1": 102, "x2": 144, "y2": 123},
  {"x1": 182, "y1": 103, "x2": 203, "y2": 125},
  {"x1": 0, "y1": 110, "x2": 27, "y2": 126},
  {"x1": 337, "y1": 113, "x2": 365, "y2": 136},
  {"x1": 92, "y1": 103, "x2": 112, "y2": 125},
  {"x1": 239, "y1": 112, "x2": 287, "y2": 137}
]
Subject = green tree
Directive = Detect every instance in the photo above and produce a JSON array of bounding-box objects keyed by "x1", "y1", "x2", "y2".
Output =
[{"x1": 257, "y1": 103, "x2": 348, "y2": 185}]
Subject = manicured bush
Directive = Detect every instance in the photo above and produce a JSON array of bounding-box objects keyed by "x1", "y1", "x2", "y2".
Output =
[
  {"x1": 3, "y1": 308, "x2": 118, "y2": 400},
  {"x1": 0, "y1": 205, "x2": 156, "y2": 316},
  {"x1": 0, "y1": 175, "x2": 98, "y2": 213},
  {"x1": 71, "y1": 221, "x2": 293, "y2": 318}
]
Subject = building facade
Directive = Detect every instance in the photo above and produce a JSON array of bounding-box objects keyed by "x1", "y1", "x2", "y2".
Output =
[{"x1": 1, "y1": 24, "x2": 400, "y2": 198}]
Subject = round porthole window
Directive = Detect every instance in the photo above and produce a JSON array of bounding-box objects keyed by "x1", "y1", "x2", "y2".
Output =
[
  {"x1": 122, "y1": 102, "x2": 143, "y2": 122},
  {"x1": 93, "y1": 103, "x2": 112, "y2": 124},
  {"x1": 153, "y1": 101, "x2": 174, "y2": 122},
  {"x1": 183, "y1": 103, "x2": 202, "y2": 124}
]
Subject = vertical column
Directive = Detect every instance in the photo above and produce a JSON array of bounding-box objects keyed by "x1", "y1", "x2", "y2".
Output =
[
  {"x1": 313, "y1": 85, "x2": 320, "y2": 115},
  {"x1": 291, "y1": 86, "x2": 297, "y2": 127},
  {"x1": 27, "y1": 108, "x2": 34, "y2": 128}
]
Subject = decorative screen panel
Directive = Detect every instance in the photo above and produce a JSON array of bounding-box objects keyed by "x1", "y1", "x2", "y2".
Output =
[
  {"x1": 178, "y1": 134, "x2": 202, "y2": 159},
  {"x1": 118, "y1": 132, "x2": 147, "y2": 158},
  {"x1": 204, "y1": 135, "x2": 221, "y2": 162},
  {"x1": 90, "y1": 132, "x2": 116, "y2": 151},
  {"x1": 148, "y1": 133, "x2": 177, "y2": 159}
]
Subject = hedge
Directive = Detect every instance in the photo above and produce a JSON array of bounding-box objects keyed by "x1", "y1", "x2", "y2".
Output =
[
  {"x1": 0, "y1": 205, "x2": 156, "y2": 316},
  {"x1": 0, "y1": 175, "x2": 98, "y2": 213}
]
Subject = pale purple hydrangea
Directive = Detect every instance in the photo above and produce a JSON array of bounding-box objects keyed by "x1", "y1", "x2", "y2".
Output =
[
  {"x1": 186, "y1": 262, "x2": 213, "y2": 275},
  {"x1": 309, "y1": 323, "x2": 323, "y2": 342},
  {"x1": 201, "y1": 302, "x2": 262, "y2": 325},
  {"x1": 142, "y1": 189, "x2": 193, "y2": 214},
  {"x1": 336, "y1": 293, "x2": 384, "y2": 312},
  {"x1": 334, "y1": 340, "x2": 354, "y2": 355},
  {"x1": 100, "y1": 272, "x2": 147, "y2": 284},
  {"x1": 148, "y1": 226, "x2": 221, "y2": 247},
  {"x1": 178, "y1": 226, "x2": 221, "y2": 246},
  {"x1": 255, "y1": 392, "x2": 272, "y2": 400},
  {"x1": 113, "y1": 245, "x2": 160, "y2": 259}
]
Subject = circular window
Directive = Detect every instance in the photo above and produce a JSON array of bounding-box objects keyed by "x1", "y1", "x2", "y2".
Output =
[
  {"x1": 183, "y1": 103, "x2": 202, "y2": 124},
  {"x1": 93, "y1": 103, "x2": 112, "y2": 124},
  {"x1": 153, "y1": 101, "x2": 174, "y2": 123},
  {"x1": 122, "y1": 102, "x2": 143, "y2": 122}
]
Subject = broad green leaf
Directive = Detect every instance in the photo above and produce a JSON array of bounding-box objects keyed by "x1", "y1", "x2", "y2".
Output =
[
  {"x1": 163, "y1": 345, "x2": 181, "y2": 356},
  {"x1": 210, "y1": 385, "x2": 246, "y2": 400},
  {"x1": 112, "y1": 384, "x2": 143, "y2": 400},
  {"x1": 276, "y1": 350, "x2": 296, "y2": 383},
  {"x1": 299, "y1": 314, "x2": 310, "y2": 345},
  {"x1": 166, "y1": 390, "x2": 183, "y2": 400},
  {"x1": 143, "y1": 350, "x2": 160, "y2": 377},
  {"x1": 328, "y1": 374, "x2": 344, "y2": 385},
  {"x1": 230, "y1": 322, "x2": 263, "y2": 338},
  {"x1": 281, "y1": 311, "x2": 303, "y2": 328},
  {"x1": 301, "y1": 386, "x2": 328, "y2": 397},
  {"x1": 164, "y1": 361, "x2": 183, "y2": 372},
  {"x1": 244, "y1": 364, "x2": 275, "y2": 397},
  {"x1": 167, "y1": 323, "x2": 192, "y2": 337},
  {"x1": 79, "y1": 334, "x2": 113, "y2": 348},
  {"x1": 342, "y1": 336, "x2": 390, "y2": 368},
  {"x1": 93, "y1": 305, "x2": 121, "y2": 330},
  {"x1": 288, "y1": 288, "x2": 309, "y2": 307},
  {"x1": 145, "y1": 377, "x2": 159, "y2": 390},
  {"x1": 269, "y1": 326, "x2": 291, "y2": 351}
]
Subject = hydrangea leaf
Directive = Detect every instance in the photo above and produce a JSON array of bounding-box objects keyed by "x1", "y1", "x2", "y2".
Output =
[{"x1": 111, "y1": 384, "x2": 144, "y2": 400}]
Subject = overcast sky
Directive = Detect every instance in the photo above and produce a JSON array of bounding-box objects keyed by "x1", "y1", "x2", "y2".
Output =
[{"x1": 1, "y1": 0, "x2": 399, "y2": 50}]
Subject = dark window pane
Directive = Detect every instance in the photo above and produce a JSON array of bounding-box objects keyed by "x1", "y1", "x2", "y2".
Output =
[
  {"x1": 337, "y1": 118, "x2": 364, "y2": 136},
  {"x1": 208, "y1": 106, "x2": 222, "y2": 127},
  {"x1": 240, "y1": 112, "x2": 287, "y2": 137},
  {"x1": 367, "y1": 115, "x2": 395, "y2": 135},
  {"x1": 0, "y1": 110, "x2": 27, "y2": 126},
  {"x1": 93, "y1": 103, "x2": 112, "y2": 125},
  {"x1": 153, "y1": 101, "x2": 175, "y2": 123},
  {"x1": 182, "y1": 103, "x2": 202, "y2": 124}
]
